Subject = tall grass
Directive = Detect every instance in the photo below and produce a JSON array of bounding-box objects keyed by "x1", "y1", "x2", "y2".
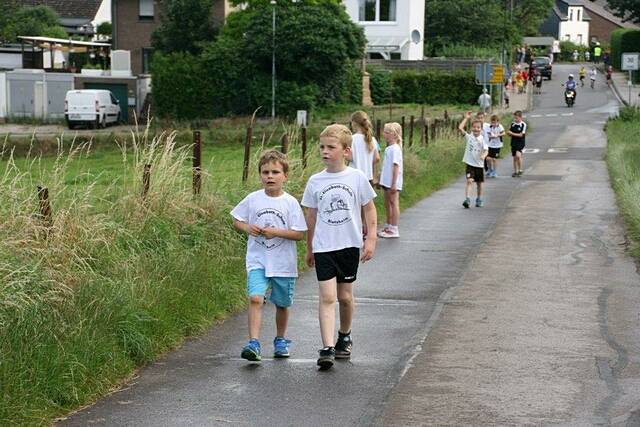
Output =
[
  {"x1": 606, "y1": 107, "x2": 640, "y2": 258},
  {"x1": 0, "y1": 118, "x2": 466, "y2": 425}
]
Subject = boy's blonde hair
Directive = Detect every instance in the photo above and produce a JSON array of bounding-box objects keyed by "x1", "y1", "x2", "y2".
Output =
[
  {"x1": 384, "y1": 122, "x2": 403, "y2": 147},
  {"x1": 258, "y1": 149, "x2": 289, "y2": 174},
  {"x1": 320, "y1": 124, "x2": 352, "y2": 149},
  {"x1": 350, "y1": 110, "x2": 375, "y2": 152},
  {"x1": 490, "y1": 114, "x2": 500, "y2": 121}
]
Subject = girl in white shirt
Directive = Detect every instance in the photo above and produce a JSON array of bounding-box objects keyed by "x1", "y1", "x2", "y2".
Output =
[
  {"x1": 349, "y1": 111, "x2": 380, "y2": 185},
  {"x1": 377, "y1": 122, "x2": 403, "y2": 239}
]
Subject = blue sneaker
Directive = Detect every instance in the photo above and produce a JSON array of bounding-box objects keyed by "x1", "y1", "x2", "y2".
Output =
[
  {"x1": 273, "y1": 336, "x2": 291, "y2": 358},
  {"x1": 476, "y1": 198, "x2": 483, "y2": 207},
  {"x1": 241, "y1": 339, "x2": 261, "y2": 361},
  {"x1": 462, "y1": 198, "x2": 470, "y2": 209}
]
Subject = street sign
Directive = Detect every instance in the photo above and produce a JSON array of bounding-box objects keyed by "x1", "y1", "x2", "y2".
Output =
[
  {"x1": 622, "y1": 53, "x2": 639, "y2": 71},
  {"x1": 475, "y1": 63, "x2": 493, "y2": 85},
  {"x1": 490, "y1": 65, "x2": 504, "y2": 84},
  {"x1": 296, "y1": 110, "x2": 307, "y2": 127}
]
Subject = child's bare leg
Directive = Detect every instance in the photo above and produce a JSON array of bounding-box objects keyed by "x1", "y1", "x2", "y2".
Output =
[
  {"x1": 337, "y1": 282, "x2": 354, "y2": 335},
  {"x1": 477, "y1": 182, "x2": 483, "y2": 198},
  {"x1": 383, "y1": 189, "x2": 391, "y2": 225},
  {"x1": 389, "y1": 190, "x2": 400, "y2": 226},
  {"x1": 465, "y1": 179, "x2": 474, "y2": 198},
  {"x1": 318, "y1": 279, "x2": 337, "y2": 346},
  {"x1": 248, "y1": 296, "x2": 264, "y2": 339},
  {"x1": 512, "y1": 155, "x2": 518, "y2": 173},
  {"x1": 275, "y1": 306, "x2": 289, "y2": 338}
]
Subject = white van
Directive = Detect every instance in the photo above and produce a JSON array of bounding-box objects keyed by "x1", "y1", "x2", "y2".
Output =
[{"x1": 64, "y1": 89, "x2": 121, "y2": 129}]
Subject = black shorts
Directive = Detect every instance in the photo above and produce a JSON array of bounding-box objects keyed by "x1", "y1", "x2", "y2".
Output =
[
  {"x1": 314, "y1": 247, "x2": 360, "y2": 283},
  {"x1": 488, "y1": 147, "x2": 501, "y2": 158},
  {"x1": 511, "y1": 141, "x2": 525, "y2": 156},
  {"x1": 465, "y1": 164, "x2": 484, "y2": 183}
]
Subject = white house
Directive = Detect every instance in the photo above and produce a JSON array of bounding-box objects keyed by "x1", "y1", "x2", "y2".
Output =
[
  {"x1": 343, "y1": 0, "x2": 425, "y2": 60},
  {"x1": 540, "y1": 0, "x2": 590, "y2": 46}
]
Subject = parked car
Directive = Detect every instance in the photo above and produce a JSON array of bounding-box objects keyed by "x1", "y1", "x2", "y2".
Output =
[
  {"x1": 64, "y1": 90, "x2": 121, "y2": 129},
  {"x1": 531, "y1": 56, "x2": 552, "y2": 80}
]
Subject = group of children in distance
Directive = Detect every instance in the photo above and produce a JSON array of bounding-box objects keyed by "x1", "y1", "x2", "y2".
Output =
[
  {"x1": 458, "y1": 110, "x2": 527, "y2": 208},
  {"x1": 231, "y1": 111, "x2": 403, "y2": 370},
  {"x1": 231, "y1": 108, "x2": 525, "y2": 369}
]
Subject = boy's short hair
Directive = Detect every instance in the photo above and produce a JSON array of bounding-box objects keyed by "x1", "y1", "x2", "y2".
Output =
[
  {"x1": 258, "y1": 149, "x2": 289, "y2": 174},
  {"x1": 513, "y1": 110, "x2": 523, "y2": 117},
  {"x1": 320, "y1": 124, "x2": 352, "y2": 149},
  {"x1": 471, "y1": 118, "x2": 484, "y2": 127},
  {"x1": 490, "y1": 114, "x2": 500, "y2": 121},
  {"x1": 476, "y1": 112, "x2": 485, "y2": 118}
]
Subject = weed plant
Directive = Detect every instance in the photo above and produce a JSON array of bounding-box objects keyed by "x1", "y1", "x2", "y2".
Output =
[
  {"x1": 0, "y1": 117, "x2": 466, "y2": 425},
  {"x1": 606, "y1": 106, "x2": 640, "y2": 258}
]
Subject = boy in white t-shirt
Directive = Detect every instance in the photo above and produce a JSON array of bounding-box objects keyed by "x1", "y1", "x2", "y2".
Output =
[
  {"x1": 231, "y1": 150, "x2": 307, "y2": 362},
  {"x1": 458, "y1": 111, "x2": 489, "y2": 208},
  {"x1": 302, "y1": 124, "x2": 377, "y2": 370},
  {"x1": 486, "y1": 114, "x2": 505, "y2": 178}
]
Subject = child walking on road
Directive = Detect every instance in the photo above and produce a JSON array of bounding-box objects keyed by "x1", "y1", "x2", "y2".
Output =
[
  {"x1": 507, "y1": 110, "x2": 527, "y2": 177},
  {"x1": 458, "y1": 111, "x2": 489, "y2": 208},
  {"x1": 486, "y1": 114, "x2": 505, "y2": 178},
  {"x1": 231, "y1": 150, "x2": 307, "y2": 362},
  {"x1": 302, "y1": 124, "x2": 377, "y2": 370},
  {"x1": 377, "y1": 122, "x2": 403, "y2": 239}
]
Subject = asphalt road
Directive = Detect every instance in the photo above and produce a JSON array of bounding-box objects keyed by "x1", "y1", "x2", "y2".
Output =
[{"x1": 59, "y1": 64, "x2": 640, "y2": 426}]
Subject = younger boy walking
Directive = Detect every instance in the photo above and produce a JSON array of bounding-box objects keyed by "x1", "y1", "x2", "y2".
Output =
[
  {"x1": 507, "y1": 110, "x2": 527, "y2": 177},
  {"x1": 302, "y1": 124, "x2": 377, "y2": 370},
  {"x1": 458, "y1": 111, "x2": 489, "y2": 208},
  {"x1": 231, "y1": 150, "x2": 307, "y2": 361}
]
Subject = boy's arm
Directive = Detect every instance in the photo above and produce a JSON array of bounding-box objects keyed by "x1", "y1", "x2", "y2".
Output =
[
  {"x1": 260, "y1": 227, "x2": 304, "y2": 241},
  {"x1": 304, "y1": 208, "x2": 317, "y2": 267},
  {"x1": 233, "y1": 219, "x2": 262, "y2": 237},
  {"x1": 361, "y1": 201, "x2": 377, "y2": 262},
  {"x1": 458, "y1": 112, "x2": 471, "y2": 135}
]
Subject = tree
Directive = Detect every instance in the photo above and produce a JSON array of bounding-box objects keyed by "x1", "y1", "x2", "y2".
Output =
[
  {"x1": 97, "y1": 21, "x2": 112, "y2": 39},
  {"x1": 0, "y1": 5, "x2": 67, "y2": 42},
  {"x1": 151, "y1": 0, "x2": 217, "y2": 54},
  {"x1": 607, "y1": 0, "x2": 640, "y2": 24}
]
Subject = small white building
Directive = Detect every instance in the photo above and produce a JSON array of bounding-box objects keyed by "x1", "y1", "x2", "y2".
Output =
[
  {"x1": 540, "y1": 0, "x2": 590, "y2": 46},
  {"x1": 343, "y1": 0, "x2": 425, "y2": 60}
]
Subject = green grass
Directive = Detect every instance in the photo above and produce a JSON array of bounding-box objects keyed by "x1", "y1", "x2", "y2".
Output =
[
  {"x1": 606, "y1": 107, "x2": 640, "y2": 259},
  {"x1": 0, "y1": 112, "x2": 468, "y2": 425}
]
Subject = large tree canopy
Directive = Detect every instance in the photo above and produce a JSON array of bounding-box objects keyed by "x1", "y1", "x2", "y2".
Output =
[
  {"x1": 151, "y1": 0, "x2": 218, "y2": 55},
  {"x1": 0, "y1": 4, "x2": 67, "y2": 43},
  {"x1": 607, "y1": 0, "x2": 640, "y2": 24}
]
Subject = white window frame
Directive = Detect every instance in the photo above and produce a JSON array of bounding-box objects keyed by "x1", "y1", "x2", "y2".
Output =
[{"x1": 358, "y1": 0, "x2": 396, "y2": 23}]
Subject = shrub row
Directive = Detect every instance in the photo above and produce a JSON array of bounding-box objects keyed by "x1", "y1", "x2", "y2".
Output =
[{"x1": 610, "y1": 29, "x2": 640, "y2": 82}]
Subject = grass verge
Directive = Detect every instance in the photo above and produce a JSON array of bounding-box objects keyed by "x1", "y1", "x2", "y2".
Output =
[
  {"x1": 0, "y1": 117, "x2": 467, "y2": 425},
  {"x1": 606, "y1": 106, "x2": 640, "y2": 259}
]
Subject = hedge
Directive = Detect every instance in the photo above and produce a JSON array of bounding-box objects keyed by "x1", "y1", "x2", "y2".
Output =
[
  {"x1": 368, "y1": 67, "x2": 478, "y2": 105},
  {"x1": 611, "y1": 29, "x2": 640, "y2": 82}
]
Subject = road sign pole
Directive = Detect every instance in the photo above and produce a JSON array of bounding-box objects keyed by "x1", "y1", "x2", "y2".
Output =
[{"x1": 630, "y1": 70, "x2": 633, "y2": 105}]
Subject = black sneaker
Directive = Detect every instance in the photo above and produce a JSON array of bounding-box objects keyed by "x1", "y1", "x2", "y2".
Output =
[
  {"x1": 317, "y1": 347, "x2": 335, "y2": 370},
  {"x1": 334, "y1": 331, "x2": 352, "y2": 359}
]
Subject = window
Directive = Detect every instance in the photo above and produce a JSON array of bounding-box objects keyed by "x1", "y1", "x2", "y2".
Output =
[
  {"x1": 142, "y1": 47, "x2": 153, "y2": 74},
  {"x1": 139, "y1": 0, "x2": 154, "y2": 20},
  {"x1": 569, "y1": 9, "x2": 573, "y2": 21},
  {"x1": 358, "y1": 0, "x2": 396, "y2": 22},
  {"x1": 577, "y1": 9, "x2": 581, "y2": 21}
]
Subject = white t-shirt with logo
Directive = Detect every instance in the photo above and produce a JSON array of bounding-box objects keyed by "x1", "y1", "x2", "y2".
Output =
[
  {"x1": 351, "y1": 133, "x2": 379, "y2": 180},
  {"x1": 379, "y1": 143, "x2": 403, "y2": 190},
  {"x1": 462, "y1": 132, "x2": 488, "y2": 168},
  {"x1": 301, "y1": 167, "x2": 376, "y2": 253},
  {"x1": 482, "y1": 122, "x2": 491, "y2": 146},
  {"x1": 231, "y1": 190, "x2": 307, "y2": 277},
  {"x1": 488, "y1": 123, "x2": 505, "y2": 148}
]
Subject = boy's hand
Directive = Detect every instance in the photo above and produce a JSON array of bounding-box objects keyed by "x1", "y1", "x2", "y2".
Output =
[
  {"x1": 464, "y1": 111, "x2": 472, "y2": 119},
  {"x1": 305, "y1": 250, "x2": 315, "y2": 267},
  {"x1": 360, "y1": 237, "x2": 376, "y2": 263},
  {"x1": 247, "y1": 224, "x2": 262, "y2": 237},
  {"x1": 261, "y1": 226, "x2": 278, "y2": 239}
]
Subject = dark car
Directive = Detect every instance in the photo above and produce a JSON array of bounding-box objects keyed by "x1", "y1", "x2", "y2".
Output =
[{"x1": 531, "y1": 56, "x2": 552, "y2": 80}]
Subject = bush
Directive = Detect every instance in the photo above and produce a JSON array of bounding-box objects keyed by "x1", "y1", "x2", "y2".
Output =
[
  {"x1": 558, "y1": 41, "x2": 588, "y2": 61},
  {"x1": 611, "y1": 29, "x2": 640, "y2": 82},
  {"x1": 368, "y1": 69, "x2": 477, "y2": 105}
]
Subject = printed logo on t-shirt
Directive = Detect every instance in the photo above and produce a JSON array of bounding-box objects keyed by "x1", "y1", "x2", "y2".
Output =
[
  {"x1": 255, "y1": 207, "x2": 286, "y2": 250},
  {"x1": 318, "y1": 183, "x2": 354, "y2": 226}
]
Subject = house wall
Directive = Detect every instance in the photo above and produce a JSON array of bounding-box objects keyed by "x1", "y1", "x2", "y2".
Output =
[
  {"x1": 585, "y1": 11, "x2": 622, "y2": 44},
  {"x1": 0, "y1": 73, "x2": 6, "y2": 120},
  {"x1": 114, "y1": 0, "x2": 160, "y2": 75},
  {"x1": 343, "y1": 0, "x2": 424, "y2": 60},
  {"x1": 0, "y1": 52, "x2": 22, "y2": 70},
  {"x1": 559, "y1": 6, "x2": 589, "y2": 45}
]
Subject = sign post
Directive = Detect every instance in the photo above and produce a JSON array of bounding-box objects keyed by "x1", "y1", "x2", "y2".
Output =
[{"x1": 621, "y1": 53, "x2": 639, "y2": 105}]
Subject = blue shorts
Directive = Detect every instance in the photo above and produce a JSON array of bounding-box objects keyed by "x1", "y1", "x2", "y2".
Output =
[{"x1": 247, "y1": 269, "x2": 296, "y2": 308}]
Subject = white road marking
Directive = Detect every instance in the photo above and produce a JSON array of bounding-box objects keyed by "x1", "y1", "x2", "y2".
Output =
[
  {"x1": 561, "y1": 113, "x2": 574, "y2": 116},
  {"x1": 545, "y1": 114, "x2": 558, "y2": 117},
  {"x1": 522, "y1": 148, "x2": 540, "y2": 153},
  {"x1": 548, "y1": 147, "x2": 569, "y2": 153},
  {"x1": 530, "y1": 114, "x2": 543, "y2": 118}
]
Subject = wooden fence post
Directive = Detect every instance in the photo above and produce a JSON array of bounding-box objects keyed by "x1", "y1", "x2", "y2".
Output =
[
  {"x1": 281, "y1": 133, "x2": 289, "y2": 154},
  {"x1": 400, "y1": 116, "x2": 405, "y2": 141},
  {"x1": 242, "y1": 125, "x2": 252, "y2": 183},
  {"x1": 192, "y1": 130, "x2": 202, "y2": 195},
  {"x1": 409, "y1": 115, "x2": 414, "y2": 146},
  {"x1": 301, "y1": 126, "x2": 308, "y2": 170},
  {"x1": 376, "y1": 119, "x2": 381, "y2": 142},
  {"x1": 424, "y1": 120, "x2": 429, "y2": 146},
  {"x1": 36, "y1": 185, "x2": 52, "y2": 226}
]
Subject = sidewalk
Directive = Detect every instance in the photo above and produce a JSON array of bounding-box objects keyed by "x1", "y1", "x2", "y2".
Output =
[{"x1": 608, "y1": 69, "x2": 639, "y2": 107}]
